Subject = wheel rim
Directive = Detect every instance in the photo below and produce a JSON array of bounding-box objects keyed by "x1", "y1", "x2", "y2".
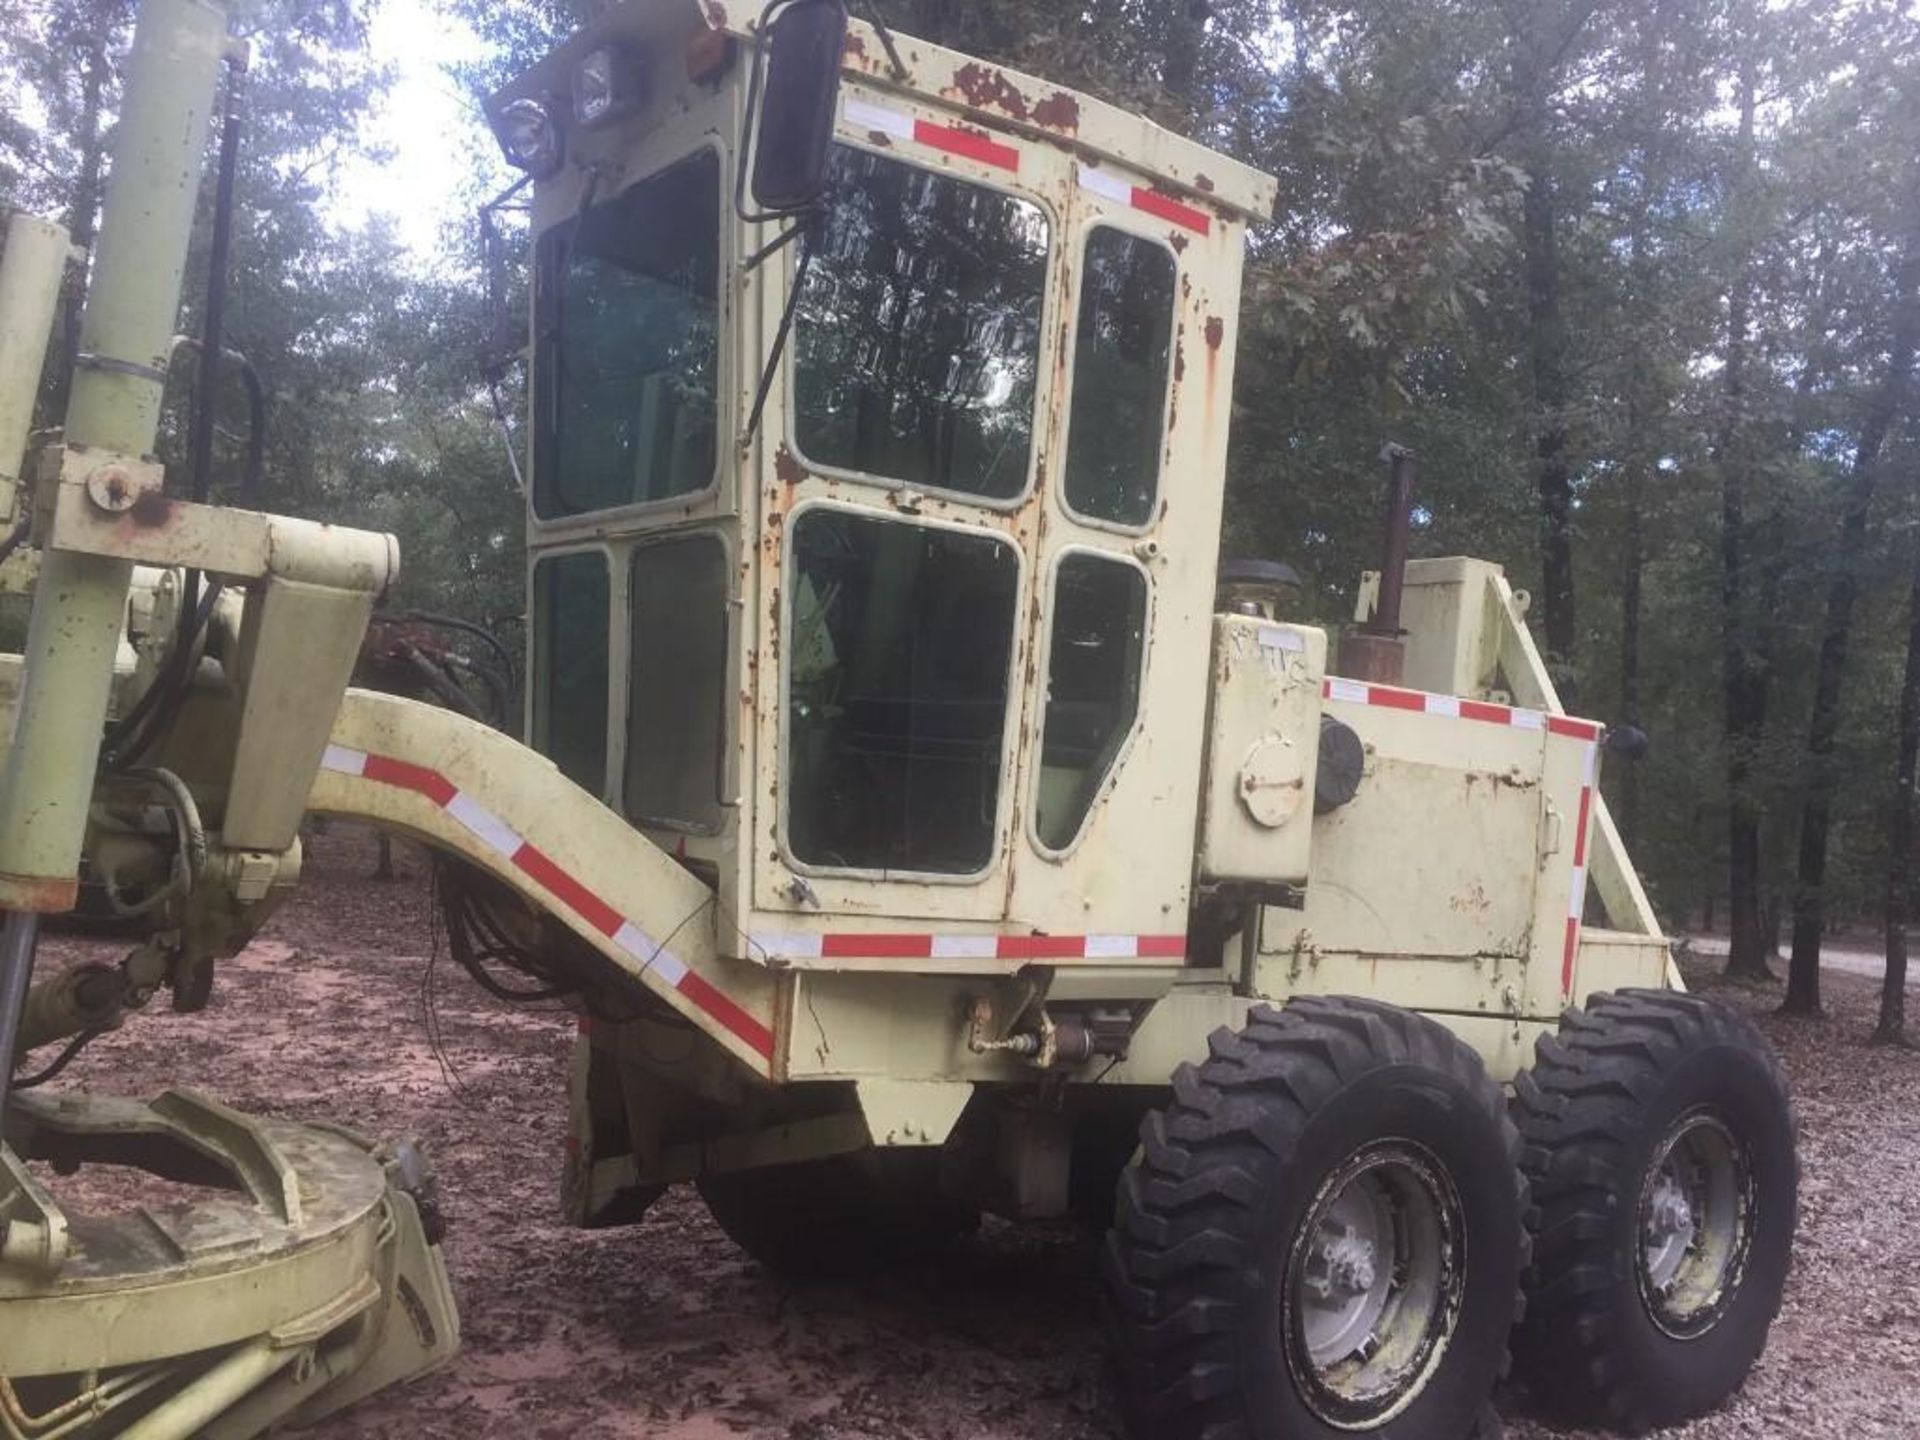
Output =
[
  {"x1": 1635, "y1": 1109, "x2": 1755, "y2": 1339},
  {"x1": 1283, "y1": 1140, "x2": 1466, "y2": 1429}
]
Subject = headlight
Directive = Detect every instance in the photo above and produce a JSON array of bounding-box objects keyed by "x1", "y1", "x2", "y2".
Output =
[
  {"x1": 495, "y1": 98, "x2": 563, "y2": 178},
  {"x1": 573, "y1": 44, "x2": 643, "y2": 128}
]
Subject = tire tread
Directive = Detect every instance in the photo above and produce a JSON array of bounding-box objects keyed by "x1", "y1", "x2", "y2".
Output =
[{"x1": 1105, "y1": 999, "x2": 1526, "y2": 1440}]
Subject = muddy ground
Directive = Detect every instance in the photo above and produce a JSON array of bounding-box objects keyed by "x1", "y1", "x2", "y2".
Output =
[{"x1": 26, "y1": 825, "x2": 1920, "y2": 1439}]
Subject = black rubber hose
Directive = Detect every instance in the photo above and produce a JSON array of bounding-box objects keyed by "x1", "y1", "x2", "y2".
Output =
[{"x1": 396, "y1": 611, "x2": 517, "y2": 692}]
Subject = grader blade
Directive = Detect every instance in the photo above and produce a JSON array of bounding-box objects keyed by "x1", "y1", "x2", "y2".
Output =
[{"x1": 1, "y1": 1091, "x2": 456, "y2": 1438}]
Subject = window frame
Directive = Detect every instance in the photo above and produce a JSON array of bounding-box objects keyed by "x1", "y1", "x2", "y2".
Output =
[
  {"x1": 1025, "y1": 543, "x2": 1155, "y2": 861},
  {"x1": 527, "y1": 542, "x2": 617, "y2": 803},
  {"x1": 1055, "y1": 221, "x2": 1181, "y2": 538},
  {"x1": 774, "y1": 497, "x2": 1030, "y2": 886},
  {"x1": 621, "y1": 527, "x2": 734, "y2": 837},
  {"x1": 782, "y1": 125, "x2": 1060, "y2": 515},
  {"x1": 528, "y1": 138, "x2": 730, "y2": 529}
]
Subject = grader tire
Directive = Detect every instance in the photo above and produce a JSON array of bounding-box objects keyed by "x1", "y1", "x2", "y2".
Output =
[
  {"x1": 1511, "y1": 989, "x2": 1797, "y2": 1432},
  {"x1": 1104, "y1": 996, "x2": 1527, "y2": 1440},
  {"x1": 697, "y1": 1150, "x2": 976, "y2": 1281}
]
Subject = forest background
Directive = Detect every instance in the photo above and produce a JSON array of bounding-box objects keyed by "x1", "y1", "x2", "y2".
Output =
[{"x1": 4, "y1": 0, "x2": 1916, "y2": 1026}]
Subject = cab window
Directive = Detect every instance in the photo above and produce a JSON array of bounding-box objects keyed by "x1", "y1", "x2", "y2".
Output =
[
  {"x1": 534, "y1": 149, "x2": 721, "y2": 520},
  {"x1": 531, "y1": 551, "x2": 610, "y2": 794},
  {"x1": 1062, "y1": 228, "x2": 1176, "y2": 527},
  {"x1": 625, "y1": 535, "x2": 728, "y2": 831},
  {"x1": 793, "y1": 145, "x2": 1049, "y2": 502}
]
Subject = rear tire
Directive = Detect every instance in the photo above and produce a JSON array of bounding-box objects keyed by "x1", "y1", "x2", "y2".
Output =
[
  {"x1": 698, "y1": 1149, "x2": 977, "y2": 1281},
  {"x1": 1104, "y1": 996, "x2": 1527, "y2": 1440},
  {"x1": 1512, "y1": 989, "x2": 1797, "y2": 1432}
]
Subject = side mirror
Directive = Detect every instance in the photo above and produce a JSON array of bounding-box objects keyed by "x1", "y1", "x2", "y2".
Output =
[{"x1": 749, "y1": 0, "x2": 848, "y2": 214}]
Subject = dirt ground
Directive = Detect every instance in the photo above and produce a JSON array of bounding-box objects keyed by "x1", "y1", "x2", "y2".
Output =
[{"x1": 24, "y1": 825, "x2": 1920, "y2": 1439}]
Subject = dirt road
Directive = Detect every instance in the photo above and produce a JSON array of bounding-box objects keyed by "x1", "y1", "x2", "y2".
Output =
[{"x1": 27, "y1": 827, "x2": 1920, "y2": 1438}]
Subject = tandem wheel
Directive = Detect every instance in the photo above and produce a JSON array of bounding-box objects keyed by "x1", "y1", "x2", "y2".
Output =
[
  {"x1": 1104, "y1": 996, "x2": 1523, "y2": 1440},
  {"x1": 1511, "y1": 988, "x2": 1797, "y2": 1432}
]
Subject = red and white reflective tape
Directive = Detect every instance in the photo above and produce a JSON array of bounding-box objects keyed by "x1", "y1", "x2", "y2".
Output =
[
  {"x1": 320, "y1": 744, "x2": 776, "y2": 1061},
  {"x1": 1322, "y1": 678, "x2": 1603, "y2": 997},
  {"x1": 1562, "y1": 740, "x2": 1599, "y2": 998},
  {"x1": 1322, "y1": 677, "x2": 1603, "y2": 743},
  {"x1": 1078, "y1": 164, "x2": 1211, "y2": 235},
  {"x1": 844, "y1": 96, "x2": 1019, "y2": 172},
  {"x1": 751, "y1": 931, "x2": 1186, "y2": 962}
]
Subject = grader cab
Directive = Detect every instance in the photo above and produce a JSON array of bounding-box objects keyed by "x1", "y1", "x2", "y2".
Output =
[{"x1": 0, "y1": 1, "x2": 1796, "y2": 1437}]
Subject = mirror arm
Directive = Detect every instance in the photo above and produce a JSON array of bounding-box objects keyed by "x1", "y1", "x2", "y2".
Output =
[
  {"x1": 745, "y1": 234, "x2": 815, "y2": 443},
  {"x1": 854, "y1": 1, "x2": 908, "y2": 80},
  {"x1": 744, "y1": 221, "x2": 806, "y2": 274}
]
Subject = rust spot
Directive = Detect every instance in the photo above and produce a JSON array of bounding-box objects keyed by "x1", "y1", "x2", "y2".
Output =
[
  {"x1": 0, "y1": 874, "x2": 79, "y2": 911},
  {"x1": 704, "y1": 0, "x2": 727, "y2": 26},
  {"x1": 868, "y1": 130, "x2": 893, "y2": 148},
  {"x1": 686, "y1": 28, "x2": 734, "y2": 81},
  {"x1": 843, "y1": 31, "x2": 867, "y2": 58},
  {"x1": 950, "y1": 62, "x2": 1028, "y2": 120},
  {"x1": 1195, "y1": 172, "x2": 1216, "y2": 194},
  {"x1": 129, "y1": 490, "x2": 174, "y2": 527},
  {"x1": 1173, "y1": 338, "x2": 1186, "y2": 383},
  {"x1": 1169, "y1": 231, "x2": 1188, "y2": 254},
  {"x1": 1159, "y1": 497, "x2": 1170, "y2": 522},
  {"x1": 1032, "y1": 91, "x2": 1080, "y2": 131},
  {"x1": 1180, "y1": 274, "x2": 1192, "y2": 300},
  {"x1": 1204, "y1": 316, "x2": 1225, "y2": 351},
  {"x1": 774, "y1": 444, "x2": 807, "y2": 486}
]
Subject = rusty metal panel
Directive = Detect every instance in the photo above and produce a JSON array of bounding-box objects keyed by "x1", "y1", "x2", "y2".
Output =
[
  {"x1": 1197, "y1": 617, "x2": 1326, "y2": 886},
  {"x1": 691, "y1": 1, "x2": 1276, "y2": 222},
  {"x1": 1270, "y1": 697, "x2": 1549, "y2": 963}
]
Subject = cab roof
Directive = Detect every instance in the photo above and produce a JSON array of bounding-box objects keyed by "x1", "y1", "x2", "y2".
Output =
[{"x1": 489, "y1": 0, "x2": 1278, "y2": 225}]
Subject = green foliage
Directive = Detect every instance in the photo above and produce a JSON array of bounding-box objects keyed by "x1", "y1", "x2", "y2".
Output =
[{"x1": 3, "y1": 0, "x2": 1916, "y2": 929}]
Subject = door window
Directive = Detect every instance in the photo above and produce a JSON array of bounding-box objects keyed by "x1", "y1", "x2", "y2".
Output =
[
  {"x1": 787, "y1": 508, "x2": 1020, "y2": 874},
  {"x1": 1035, "y1": 553, "x2": 1148, "y2": 849}
]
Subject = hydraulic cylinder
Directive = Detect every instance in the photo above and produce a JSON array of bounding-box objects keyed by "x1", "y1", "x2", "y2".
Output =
[
  {"x1": 0, "y1": 0, "x2": 227, "y2": 911},
  {"x1": 0, "y1": 213, "x2": 68, "y2": 519}
]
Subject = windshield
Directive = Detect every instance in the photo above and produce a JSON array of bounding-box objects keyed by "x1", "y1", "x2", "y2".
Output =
[
  {"x1": 792, "y1": 145, "x2": 1048, "y2": 502},
  {"x1": 533, "y1": 149, "x2": 721, "y2": 520}
]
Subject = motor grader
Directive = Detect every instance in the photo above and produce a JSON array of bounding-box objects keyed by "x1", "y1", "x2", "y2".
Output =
[{"x1": 0, "y1": 0, "x2": 1798, "y2": 1435}]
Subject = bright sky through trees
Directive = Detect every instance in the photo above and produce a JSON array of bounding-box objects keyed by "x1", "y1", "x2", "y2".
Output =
[{"x1": 330, "y1": 0, "x2": 498, "y2": 262}]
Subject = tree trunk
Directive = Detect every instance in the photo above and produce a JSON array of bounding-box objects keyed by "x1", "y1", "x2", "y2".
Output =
[
  {"x1": 1160, "y1": 1, "x2": 1208, "y2": 118},
  {"x1": 1619, "y1": 455, "x2": 1644, "y2": 842},
  {"x1": 1717, "y1": 56, "x2": 1772, "y2": 982},
  {"x1": 1784, "y1": 253, "x2": 1920, "y2": 1015},
  {"x1": 46, "y1": 13, "x2": 112, "y2": 424},
  {"x1": 1523, "y1": 163, "x2": 1577, "y2": 704},
  {"x1": 1876, "y1": 554, "x2": 1919, "y2": 1044}
]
